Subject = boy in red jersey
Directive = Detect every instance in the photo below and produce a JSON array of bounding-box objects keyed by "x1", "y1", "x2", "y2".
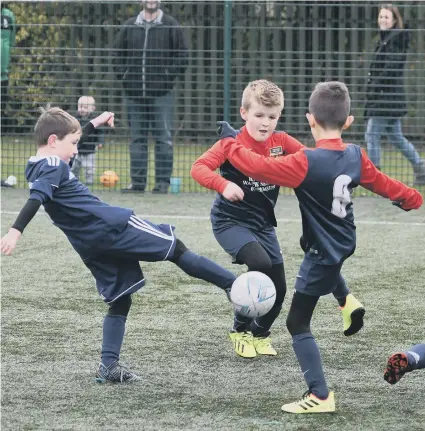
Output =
[
  {"x1": 191, "y1": 80, "x2": 364, "y2": 359},
  {"x1": 219, "y1": 81, "x2": 423, "y2": 413}
]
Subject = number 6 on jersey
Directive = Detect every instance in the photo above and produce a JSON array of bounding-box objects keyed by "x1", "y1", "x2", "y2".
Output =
[{"x1": 332, "y1": 175, "x2": 352, "y2": 218}]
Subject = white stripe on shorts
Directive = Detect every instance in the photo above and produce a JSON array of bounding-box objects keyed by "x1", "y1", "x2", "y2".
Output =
[{"x1": 128, "y1": 215, "x2": 175, "y2": 241}]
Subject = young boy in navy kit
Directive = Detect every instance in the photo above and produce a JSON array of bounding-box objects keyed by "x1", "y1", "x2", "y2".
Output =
[
  {"x1": 219, "y1": 81, "x2": 423, "y2": 412},
  {"x1": 191, "y1": 80, "x2": 364, "y2": 359},
  {"x1": 0, "y1": 107, "x2": 237, "y2": 383}
]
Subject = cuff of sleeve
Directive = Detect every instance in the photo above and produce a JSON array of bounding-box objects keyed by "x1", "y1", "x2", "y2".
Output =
[
  {"x1": 217, "y1": 179, "x2": 230, "y2": 195},
  {"x1": 11, "y1": 199, "x2": 42, "y2": 233},
  {"x1": 84, "y1": 122, "x2": 95, "y2": 135}
]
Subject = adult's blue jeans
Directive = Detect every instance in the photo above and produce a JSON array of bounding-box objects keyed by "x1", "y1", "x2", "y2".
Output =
[
  {"x1": 126, "y1": 92, "x2": 174, "y2": 189},
  {"x1": 365, "y1": 117, "x2": 421, "y2": 168}
]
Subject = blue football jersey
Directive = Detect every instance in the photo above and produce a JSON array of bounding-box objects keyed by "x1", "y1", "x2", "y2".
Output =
[
  {"x1": 223, "y1": 137, "x2": 422, "y2": 265},
  {"x1": 25, "y1": 156, "x2": 132, "y2": 249},
  {"x1": 295, "y1": 144, "x2": 362, "y2": 264}
]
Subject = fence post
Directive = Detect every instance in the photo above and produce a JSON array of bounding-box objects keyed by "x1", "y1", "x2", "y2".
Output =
[{"x1": 224, "y1": 0, "x2": 232, "y2": 122}]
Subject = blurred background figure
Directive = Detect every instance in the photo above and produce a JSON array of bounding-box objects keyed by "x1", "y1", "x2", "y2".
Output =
[
  {"x1": 1, "y1": 3, "x2": 16, "y2": 136},
  {"x1": 71, "y1": 96, "x2": 104, "y2": 186},
  {"x1": 113, "y1": 0, "x2": 189, "y2": 194},
  {"x1": 364, "y1": 4, "x2": 425, "y2": 185}
]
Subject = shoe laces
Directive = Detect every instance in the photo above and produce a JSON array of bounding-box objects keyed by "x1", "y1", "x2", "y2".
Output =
[
  {"x1": 300, "y1": 390, "x2": 313, "y2": 401},
  {"x1": 240, "y1": 332, "x2": 254, "y2": 343},
  {"x1": 255, "y1": 336, "x2": 271, "y2": 346},
  {"x1": 106, "y1": 361, "x2": 137, "y2": 382},
  {"x1": 116, "y1": 362, "x2": 137, "y2": 382}
]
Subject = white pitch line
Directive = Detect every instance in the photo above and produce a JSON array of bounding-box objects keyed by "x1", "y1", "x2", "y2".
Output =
[{"x1": 1, "y1": 210, "x2": 424, "y2": 226}]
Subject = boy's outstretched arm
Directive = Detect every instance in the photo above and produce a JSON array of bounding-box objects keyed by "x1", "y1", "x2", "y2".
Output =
[
  {"x1": 1, "y1": 199, "x2": 42, "y2": 255},
  {"x1": 221, "y1": 138, "x2": 307, "y2": 188},
  {"x1": 80, "y1": 112, "x2": 115, "y2": 140},
  {"x1": 191, "y1": 139, "x2": 244, "y2": 202},
  {"x1": 359, "y1": 149, "x2": 423, "y2": 210}
]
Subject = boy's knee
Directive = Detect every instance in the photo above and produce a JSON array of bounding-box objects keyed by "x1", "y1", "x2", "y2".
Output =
[
  {"x1": 108, "y1": 295, "x2": 132, "y2": 317},
  {"x1": 169, "y1": 238, "x2": 188, "y2": 263},
  {"x1": 249, "y1": 259, "x2": 272, "y2": 273},
  {"x1": 286, "y1": 312, "x2": 310, "y2": 336},
  {"x1": 236, "y1": 242, "x2": 272, "y2": 272}
]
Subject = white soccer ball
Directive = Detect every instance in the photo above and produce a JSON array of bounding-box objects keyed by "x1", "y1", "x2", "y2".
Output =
[
  {"x1": 230, "y1": 271, "x2": 276, "y2": 318},
  {"x1": 5, "y1": 175, "x2": 17, "y2": 186}
]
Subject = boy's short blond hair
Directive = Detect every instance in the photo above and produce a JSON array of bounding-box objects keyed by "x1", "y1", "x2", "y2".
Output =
[
  {"x1": 241, "y1": 80, "x2": 284, "y2": 111},
  {"x1": 34, "y1": 106, "x2": 81, "y2": 146}
]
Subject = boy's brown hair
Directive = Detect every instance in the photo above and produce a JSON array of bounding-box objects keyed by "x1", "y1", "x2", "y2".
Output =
[
  {"x1": 308, "y1": 81, "x2": 351, "y2": 130},
  {"x1": 241, "y1": 79, "x2": 284, "y2": 111},
  {"x1": 34, "y1": 106, "x2": 81, "y2": 146}
]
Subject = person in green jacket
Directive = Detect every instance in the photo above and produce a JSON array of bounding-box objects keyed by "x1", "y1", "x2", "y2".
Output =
[{"x1": 1, "y1": 3, "x2": 16, "y2": 134}]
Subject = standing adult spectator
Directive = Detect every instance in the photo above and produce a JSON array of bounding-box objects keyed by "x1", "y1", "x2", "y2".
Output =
[
  {"x1": 1, "y1": 3, "x2": 16, "y2": 136},
  {"x1": 113, "y1": 0, "x2": 189, "y2": 194},
  {"x1": 364, "y1": 4, "x2": 425, "y2": 185}
]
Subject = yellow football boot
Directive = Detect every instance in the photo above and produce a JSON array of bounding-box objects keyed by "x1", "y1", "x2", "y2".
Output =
[
  {"x1": 281, "y1": 391, "x2": 335, "y2": 414},
  {"x1": 253, "y1": 336, "x2": 277, "y2": 356},
  {"x1": 228, "y1": 331, "x2": 256, "y2": 358},
  {"x1": 339, "y1": 293, "x2": 365, "y2": 336}
]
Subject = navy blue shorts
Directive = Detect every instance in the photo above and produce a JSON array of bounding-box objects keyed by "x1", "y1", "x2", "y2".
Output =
[
  {"x1": 81, "y1": 215, "x2": 176, "y2": 303},
  {"x1": 212, "y1": 222, "x2": 283, "y2": 265},
  {"x1": 295, "y1": 255, "x2": 344, "y2": 297}
]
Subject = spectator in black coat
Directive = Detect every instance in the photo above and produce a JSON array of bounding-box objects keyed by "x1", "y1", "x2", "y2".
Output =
[
  {"x1": 113, "y1": 1, "x2": 189, "y2": 193},
  {"x1": 364, "y1": 4, "x2": 425, "y2": 185}
]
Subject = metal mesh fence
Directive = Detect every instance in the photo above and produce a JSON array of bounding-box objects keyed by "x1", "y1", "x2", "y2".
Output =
[{"x1": 1, "y1": 1, "x2": 424, "y2": 193}]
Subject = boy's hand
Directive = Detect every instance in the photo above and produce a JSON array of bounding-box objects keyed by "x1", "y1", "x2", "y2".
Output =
[
  {"x1": 393, "y1": 189, "x2": 423, "y2": 211},
  {"x1": 222, "y1": 182, "x2": 244, "y2": 202},
  {"x1": 392, "y1": 201, "x2": 411, "y2": 212},
  {"x1": 217, "y1": 121, "x2": 238, "y2": 139},
  {"x1": 1, "y1": 228, "x2": 22, "y2": 255},
  {"x1": 91, "y1": 112, "x2": 115, "y2": 129}
]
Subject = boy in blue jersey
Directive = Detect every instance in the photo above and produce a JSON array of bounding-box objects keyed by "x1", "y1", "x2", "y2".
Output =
[
  {"x1": 192, "y1": 80, "x2": 365, "y2": 359},
  {"x1": 384, "y1": 343, "x2": 425, "y2": 384},
  {"x1": 218, "y1": 81, "x2": 423, "y2": 412},
  {"x1": 0, "y1": 107, "x2": 237, "y2": 383}
]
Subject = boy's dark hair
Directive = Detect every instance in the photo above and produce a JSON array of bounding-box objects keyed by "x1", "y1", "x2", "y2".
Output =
[
  {"x1": 308, "y1": 81, "x2": 351, "y2": 130},
  {"x1": 34, "y1": 106, "x2": 81, "y2": 146}
]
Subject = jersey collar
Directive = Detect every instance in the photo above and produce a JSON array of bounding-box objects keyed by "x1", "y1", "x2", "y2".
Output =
[
  {"x1": 239, "y1": 126, "x2": 273, "y2": 149},
  {"x1": 315, "y1": 138, "x2": 346, "y2": 150}
]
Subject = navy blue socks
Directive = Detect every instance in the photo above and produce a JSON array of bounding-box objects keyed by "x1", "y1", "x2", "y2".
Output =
[
  {"x1": 175, "y1": 250, "x2": 236, "y2": 291},
  {"x1": 292, "y1": 332, "x2": 329, "y2": 399},
  {"x1": 333, "y1": 274, "x2": 350, "y2": 307},
  {"x1": 101, "y1": 314, "x2": 126, "y2": 366}
]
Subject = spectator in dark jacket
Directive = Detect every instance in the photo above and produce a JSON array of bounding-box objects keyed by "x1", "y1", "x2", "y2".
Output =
[
  {"x1": 364, "y1": 4, "x2": 425, "y2": 185},
  {"x1": 71, "y1": 96, "x2": 104, "y2": 186},
  {"x1": 113, "y1": 0, "x2": 189, "y2": 194}
]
